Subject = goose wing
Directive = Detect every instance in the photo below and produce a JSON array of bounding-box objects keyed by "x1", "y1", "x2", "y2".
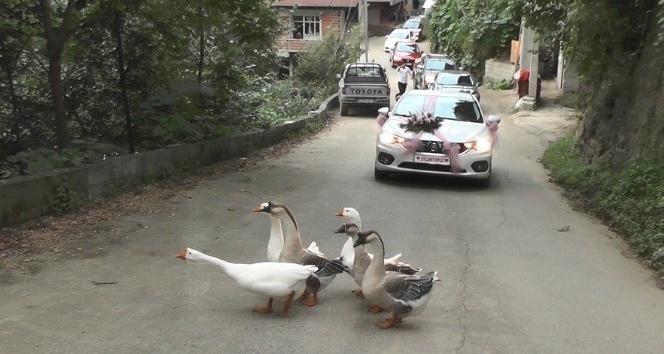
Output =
[
  {"x1": 383, "y1": 253, "x2": 402, "y2": 263},
  {"x1": 306, "y1": 241, "x2": 324, "y2": 256},
  {"x1": 384, "y1": 262, "x2": 422, "y2": 275},
  {"x1": 382, "y1": 271, "x2": 438, "y2": 302},
  {"x1": 301, "y1": 251, "x2": 348, "y2": 277}
]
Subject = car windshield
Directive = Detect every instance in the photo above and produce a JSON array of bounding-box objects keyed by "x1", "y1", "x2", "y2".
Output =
[
  {"x1": 390, "y1": 31, "x2": 410, "y2": 39},
  {"x1": 346, "y1": 66, "x2": 383, "y2": 78},
  {"x1": 395, "y1": 43, "x2": 418, "y2": 53},
  {"x1": 425, "y1": 60, "x2": 455, "y2": 71},
  {"x1": 392, "y1": 94, "x2": 482, "y2": 123},
  {"x1": 435, "y1": 73, "x2": 474, "y2": 86},
  {"x1": 403, "y1": 20, "x2": 420, "y2": 29}
]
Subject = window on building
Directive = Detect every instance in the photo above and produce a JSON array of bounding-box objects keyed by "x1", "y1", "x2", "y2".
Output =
[{"x1": 291, "y1": 15, "x2": 321, "y2": 39}]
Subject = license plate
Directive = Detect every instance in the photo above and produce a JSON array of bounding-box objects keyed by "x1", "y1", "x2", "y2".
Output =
[{"x1": 414, "y1": 154, "x2": 450, "y2": 165}]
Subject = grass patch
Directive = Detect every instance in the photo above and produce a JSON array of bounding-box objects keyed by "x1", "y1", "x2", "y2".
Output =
[{"x1": 542, "y1": 134, "x2": 664, "y2": 277}]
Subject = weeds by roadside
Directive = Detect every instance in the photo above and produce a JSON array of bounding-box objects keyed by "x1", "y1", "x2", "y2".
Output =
[{"x1": 542, "y1": 134, "x2": 664, "y2": 279}]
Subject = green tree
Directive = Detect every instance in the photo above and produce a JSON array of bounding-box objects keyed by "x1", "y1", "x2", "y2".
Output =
[
  {"x1": 427, "y1": 0, "x2": 521, "y2": 77},
  {"x1": 294, "y1": 25, "x2": 363, "y2": 94},
  {"x1": 0, "y1": 0, "x2": 286, "y2": 165},
  {"x1": 37, "y1": 0, "x2": 91, "y2": 150}
]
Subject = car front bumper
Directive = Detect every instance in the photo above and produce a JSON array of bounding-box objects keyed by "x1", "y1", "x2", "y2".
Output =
[{"x1": 374, "y1": 137, "x2": 493, "y2": 180}]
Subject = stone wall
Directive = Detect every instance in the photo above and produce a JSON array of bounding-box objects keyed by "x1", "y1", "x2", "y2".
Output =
[
  {"x1": 0, "y1": 95, "x2": 339, "y2": 227},
  {"x1": 484, "y1": 59, "x2": 516, "y2": 84}
]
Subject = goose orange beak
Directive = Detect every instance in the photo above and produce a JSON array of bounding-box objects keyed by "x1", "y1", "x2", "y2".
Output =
[
  {"x1": 252, "y1": 205, "x2": 262, "y2": 212},
  {"x1": 176, "y1": 248, "x2": 187, "y2": 260},
  {"x1": 335, "y1": 208, "x2": 343, "y2": 216}
]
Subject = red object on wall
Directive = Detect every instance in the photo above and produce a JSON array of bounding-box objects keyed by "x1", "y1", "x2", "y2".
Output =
[
  {"x1": 514, "y1": 69, "x2": 542, "y2": 101},
  {"x1": 516, "y1": 70, "x2": 530, "y2": 98}
]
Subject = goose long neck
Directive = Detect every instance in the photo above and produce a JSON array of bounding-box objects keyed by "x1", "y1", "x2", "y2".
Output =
[
  {"x1": 351, "y1": 233, "x2": 369, "y2": 257},
  {"x1": 267, "y1": 216, "x2": 284, "y2": 260},
  {"x1": 279, "y1": 208, "x2": 304, "y2": 252},
  {"x1": 366, "y1": 234, "x2": 386, "y2": 274},
  {"x1": 198, "y1": 252, "x2": 230, "y2": 272}
]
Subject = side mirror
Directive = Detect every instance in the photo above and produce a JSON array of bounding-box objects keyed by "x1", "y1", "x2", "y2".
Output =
[
  {"x1": 487, "y1": 115, "x2": 501, "y2": 124},
  {"x1": 378, "y1": 107, "x2": 390, "y2": 115},
  {"x1": 476, "y1": 81, "x2": 483, "y2": 87},
  {"x1": 336, "y1": 73, "x2": 342, "y2": 79}
]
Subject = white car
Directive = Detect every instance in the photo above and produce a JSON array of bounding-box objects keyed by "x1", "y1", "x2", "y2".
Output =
[
  {"x1": 384, "y1": 29, "x2": 415, "y2": 52},
  {"x1": 402, "y1": 17, "x2": 425, "y2": 41},
  {"x1": 374, "y1": 90, "x2": 500, "y2": 185}
]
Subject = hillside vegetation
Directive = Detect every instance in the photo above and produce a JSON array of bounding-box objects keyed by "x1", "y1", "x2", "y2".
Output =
[{"x1": 427, "y1": 0, "x2": 663, "y2": 276}]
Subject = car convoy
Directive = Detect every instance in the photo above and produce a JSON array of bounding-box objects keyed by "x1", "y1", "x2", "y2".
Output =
[{"x1": 339, "y1": 16, "x2": 497, "y2": 186}]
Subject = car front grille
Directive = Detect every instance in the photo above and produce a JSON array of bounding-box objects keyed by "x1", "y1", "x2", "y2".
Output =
[
  {"x1": 417, "y1": 140, "x2": 468, "y2": 154},
  {"x1": 398, "y1": 162, "x2": 467, "y2": 173}
]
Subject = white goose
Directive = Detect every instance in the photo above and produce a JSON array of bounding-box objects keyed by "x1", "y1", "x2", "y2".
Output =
[
  {"x1": 176, "y1": 247, "x2": 317, "y2": 317},
  {"x1": 353, "y1": 230, "x2": 439, "y2": 329},
  {"x1": 255, "y1": 205, "x2": 322, "y2": 263},
  {"x1": 255, "y1": 201, "x2": 347, "y2": 307},
  {"x1": 335, "y1": 207, "x2": 419, "y2": 295}
]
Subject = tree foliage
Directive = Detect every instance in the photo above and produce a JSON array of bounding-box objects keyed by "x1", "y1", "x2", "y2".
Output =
[
  {"x1": 427, "y1": 0, "x2": 522, "y2": 77},
  {"x1": 0, "y1": 0, "x2": 284, "y2": 164},
  {"x1": 294, "y1": 25, "x2": 363, "y2": 95},
  {"x1": 1, "y1": 0, "x2": 363, "y2": 176},
  {"x1": 521, "y1": 0, "x2": 657, "y2": 85}
]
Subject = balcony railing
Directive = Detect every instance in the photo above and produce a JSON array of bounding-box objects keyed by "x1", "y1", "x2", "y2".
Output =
[{"x1": 277, "y1": 38, "x2": 320, "y2": 53}]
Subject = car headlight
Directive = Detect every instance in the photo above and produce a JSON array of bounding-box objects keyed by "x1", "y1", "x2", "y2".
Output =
[
  {"x1": 464, "y1": 137, "x2": 493, "y2": 152},
  {"x1": 379, "y1": 131, "x2": 405, "y2": 144},
  {"x1": 393, "y1": 55, "x2": 402, "y2": 61}
]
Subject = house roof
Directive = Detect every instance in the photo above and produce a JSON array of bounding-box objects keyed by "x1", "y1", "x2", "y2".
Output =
[{"x1": 272, "y1": 0, "x2": 359, "y2": 8}]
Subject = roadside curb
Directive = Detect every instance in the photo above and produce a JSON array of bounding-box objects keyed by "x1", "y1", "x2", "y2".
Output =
[{"x1": 0, "y1": 94, "x2": 339, "y2": 227}]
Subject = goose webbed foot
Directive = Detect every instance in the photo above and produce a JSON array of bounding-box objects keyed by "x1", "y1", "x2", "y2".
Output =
[
  {"x1": 303, "y1": 291, "x2": 318, "y2": 307},
  {"x1": 297, "y1": 290, "x2": 309, "y2": 300},
  {"x1": 376, "y1": 315, "x2": 401, "y2": 329},
  {"x1": 368, "y1": 304, "x2": 384, "y2": 313},
  {"x1": 279, "y1": 292, "x2": 295, "y2": 318},
  {"x1": 253, "y1": 298, "x2": 274, "y2": 314}
]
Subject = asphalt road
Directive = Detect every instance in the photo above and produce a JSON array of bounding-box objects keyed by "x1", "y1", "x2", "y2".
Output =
[{"x1": 1, "y1": 37, "x2": 663, "y2": 354}]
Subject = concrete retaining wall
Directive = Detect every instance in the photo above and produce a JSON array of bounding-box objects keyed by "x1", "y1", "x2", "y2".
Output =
[
  {"x1": 0, "y1": 94, "x2": 339, "y2": 227},
  {"x1": 484, "y1": 59, "x2": 516, "y2": 84}
]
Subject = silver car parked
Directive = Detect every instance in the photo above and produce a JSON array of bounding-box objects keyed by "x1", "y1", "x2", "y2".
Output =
[{"x1": 431, "y1": 70, "x2": 482, "y2": 101}]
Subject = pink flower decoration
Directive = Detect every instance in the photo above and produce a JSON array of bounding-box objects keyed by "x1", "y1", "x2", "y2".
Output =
[
  {"x1": 376, "y1": 113, "x2": 388, "y2": 129},
  {"x1": 402, "y1": 131, "x2": 424, "y2": 154},
  {"x1": 486, "y1": 121, "x2": 499, "y2": 148}
]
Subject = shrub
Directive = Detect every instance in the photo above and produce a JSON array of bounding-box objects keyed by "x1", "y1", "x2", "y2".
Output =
[{"x1": 542, "y1": 133, "x2": 664, "y2": 276}]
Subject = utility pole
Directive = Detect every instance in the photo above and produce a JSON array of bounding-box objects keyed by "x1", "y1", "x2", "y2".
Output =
[{"x1": 361, "y1": 0, "x2": 369, "y2": 62}]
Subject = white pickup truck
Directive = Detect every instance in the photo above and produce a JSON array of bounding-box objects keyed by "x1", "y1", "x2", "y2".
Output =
[{"x1": 337, "y1": 62, "x2": 390, "y2": 116}]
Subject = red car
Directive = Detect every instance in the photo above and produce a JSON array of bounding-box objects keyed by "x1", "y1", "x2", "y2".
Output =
[{"x1": 389, "y1": 41, "x2": 423, "y2": 68}]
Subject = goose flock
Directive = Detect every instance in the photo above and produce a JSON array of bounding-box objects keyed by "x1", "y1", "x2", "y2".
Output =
[{"x1": 176, "y1": 201, "x2": 440, "y2": 329}]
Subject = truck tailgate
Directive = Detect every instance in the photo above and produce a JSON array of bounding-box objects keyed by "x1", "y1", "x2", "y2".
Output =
[{"x1": 346, "y1": 86, "x2": 388, "y2": 96}]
